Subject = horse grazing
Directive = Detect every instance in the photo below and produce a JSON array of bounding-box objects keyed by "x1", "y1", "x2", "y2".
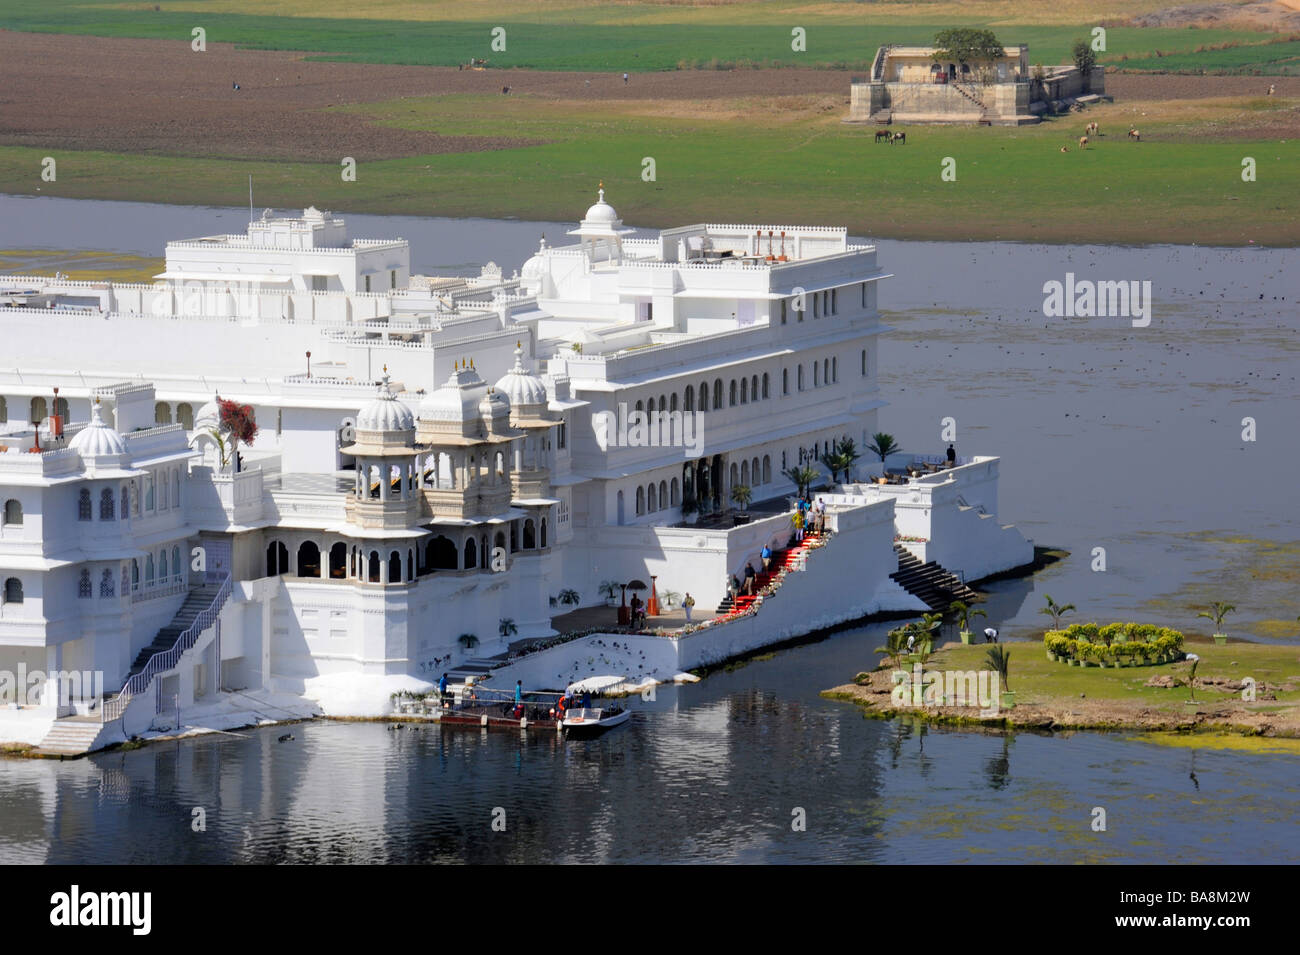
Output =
[
  {"x1": 875, "y1": 129, "x2": 891, "y2": 143},
  {"x1": 1078, "y1": 135, "x2": 1089, "y2": 149},
  {"x1": 890, "y1": 132, "x2": 907, "y2": 145},
  {"x1": 1086, "y1": 121, "x2": 1099, "y2": 136},
  {"x1": 1128, "y1": 127, "x2": 1141, "y2": 141}
]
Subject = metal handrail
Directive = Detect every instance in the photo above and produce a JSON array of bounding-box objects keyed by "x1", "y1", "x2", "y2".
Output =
[{"x1": 103, "y1": 575, "x2": 232, "y2": 722}]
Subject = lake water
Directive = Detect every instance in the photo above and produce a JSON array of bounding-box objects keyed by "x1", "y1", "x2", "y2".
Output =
[{"x1": 0, "y1": 195, "x2": 1296, "y2": 863}]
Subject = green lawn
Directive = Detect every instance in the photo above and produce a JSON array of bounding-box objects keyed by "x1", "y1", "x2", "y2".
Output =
[
  {"x1": 5, "y1": 92, "x2": 1294, "y2": 246},
  {"x1": 0, "y1": 0, "x2": 1289, "y2": 72},
  {"x1": 926, "y1": 639, "x2": 1300, "y2": 713}
]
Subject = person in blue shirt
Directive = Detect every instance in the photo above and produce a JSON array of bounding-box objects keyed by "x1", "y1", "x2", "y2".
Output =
[
  {"x1": 438, "y1": 672, "x2": 449, "y2": 704},
  {"x1": 761, "y1": 544, "x2": 772, "y2": 573},
  {"x1": 515, "y1": 680, "x2": 523, "y2": 705}
]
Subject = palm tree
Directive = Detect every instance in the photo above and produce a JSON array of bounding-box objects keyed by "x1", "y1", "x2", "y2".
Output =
[
  {"x1": 730, "y1": 484, "x2": 753, "y2": 512},
  {"x1": 918, "y1": 611, "x2": 944, "y2": 653},
  {"x1": 1196, "y1": 601, "x2": 1235, "y2": 634},
  {"x1": 866, "y1": 432, "x2": 902, "y2": 471},
  {"x1": 876, "y1": 627, "x2": 910, "y2": 670},
  {"x1": 824, "y1": 436, "x2": 861, "y2": 484},
  {"x1": 783, "y1": 464, "x2": 820, "y2": 499},
  {"x1": 1038, "y1": 594, "x2": 1076, "y2": 630},
  {"x1": 986, "y1": 645, "x2": 1011, "y2": 691},
  {"x1": 557, "y1": 588, "x2": 581, "y2": 606},
  {"x1": 950, "y1": 600, "x2": 987, "y2": 642},
  {"x1": 498, "y1": 618, "x2": 518, "y2": 641}
]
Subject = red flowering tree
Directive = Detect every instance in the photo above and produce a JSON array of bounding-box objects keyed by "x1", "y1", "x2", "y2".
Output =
[{"x1": 217, "y1": 398, "x2": 258, "y2": 472}]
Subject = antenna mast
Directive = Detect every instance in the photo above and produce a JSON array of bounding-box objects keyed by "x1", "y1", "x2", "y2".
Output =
[{"x1": 248, "y1": 174, "x2": 254, "y2": 223}]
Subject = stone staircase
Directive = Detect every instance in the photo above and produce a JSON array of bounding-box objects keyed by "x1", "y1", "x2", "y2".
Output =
[
  {"x1": 125, "y1": 584, "x2": 222, "y2": 680},
  {"x1": 446, "y1": 655, "x2": 508, "y2": 683},
  {"x1": 715, "y1": 530, "x2": 825, "y2": 616},
  {"x1": 951, "y1": 82, "x2": 988, "y2": 112},
  {"x1": 889, "y1": 543, "x2": 981, "y2": 611},
  {"x1": 36, "y1": 718, "x2": 106, "y2": 757}
]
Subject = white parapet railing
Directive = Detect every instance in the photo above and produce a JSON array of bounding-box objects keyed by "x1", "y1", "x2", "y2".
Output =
[{"x1": 103, "y1": 574, "x2": 232, "y2": 723}]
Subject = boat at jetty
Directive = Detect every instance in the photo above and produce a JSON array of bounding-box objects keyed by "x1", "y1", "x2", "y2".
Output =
[{"x1": 561, "y1": 705, "x2": 630, "y2": 735}]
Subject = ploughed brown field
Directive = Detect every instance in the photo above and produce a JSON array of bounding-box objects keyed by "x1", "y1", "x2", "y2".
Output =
[{"x1": 3, "y1": 32, "x2": 1298, "y2": 162}]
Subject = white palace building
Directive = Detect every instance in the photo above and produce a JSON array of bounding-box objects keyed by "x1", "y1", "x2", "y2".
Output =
[{"x1": 0, "y1": 193, "x2": 1031, "y2": 752}]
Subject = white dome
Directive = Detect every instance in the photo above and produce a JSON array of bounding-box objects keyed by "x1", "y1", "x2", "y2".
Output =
[
  {"x1": 71, "y1": 401, "x2": 127, "y2": 459},
  {"x1": 194, "y1": 398, "x2": 220, "y2": 431},
  {"x1": 418, "y1": 364, "x2": 485, "y2": 424},
  {"x1": 356, "y1": 372, "x2": 415, "y2": 433},
  {"x1": 479, "y1": 389, "x2": 510, "y2": 421},
  {"x1": 494, "y1": 343, "x2": 548, "y2": 411},
  {"x1": 581, "y1": 183, "x2": 620, "y2": 226}
]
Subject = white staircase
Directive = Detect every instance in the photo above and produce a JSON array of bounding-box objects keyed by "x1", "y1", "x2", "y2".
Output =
[{"x1": 36, "y1": 719, "x2": 107, "y2": 757}]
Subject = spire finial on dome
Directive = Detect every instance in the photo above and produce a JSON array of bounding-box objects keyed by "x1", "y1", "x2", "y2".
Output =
[
  {"x1": 90, "y1": 398, "x2": 104, "y2": 424},
  {"x1": 598, "y1": 180, "x2": 605, "y2": 202}
]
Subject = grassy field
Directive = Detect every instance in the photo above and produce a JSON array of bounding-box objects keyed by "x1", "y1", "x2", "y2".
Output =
[
  {"x1": 0, "y1": 0, "x2": 1293, "y2": 72},
  {"x1": 4, "y1": 88, "x2": 1295, "y2": 246},
  {"x1": 0, "y1": 249, "x2": 163, "y2": 283},
  {"x1": 931, "y1": 639, "x2": 1300, "y2": 711}
]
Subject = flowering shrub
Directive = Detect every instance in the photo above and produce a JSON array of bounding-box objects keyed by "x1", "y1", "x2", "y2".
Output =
[{"x1": 1044, "y1": 623, "x2": 1184, "y2": 665}]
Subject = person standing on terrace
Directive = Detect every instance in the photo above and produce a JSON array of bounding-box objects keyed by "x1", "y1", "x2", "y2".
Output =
[{"x1": 947, "y1": 444, "x2": 957, "y2": 466}]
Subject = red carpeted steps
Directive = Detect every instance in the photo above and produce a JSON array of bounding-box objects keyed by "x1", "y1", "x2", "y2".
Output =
[{"x1": 717, "y1": 531, "x2": 824, "y2": 617}]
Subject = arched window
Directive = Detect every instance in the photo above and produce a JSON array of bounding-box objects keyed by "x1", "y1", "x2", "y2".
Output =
[
  {"x1": 329, "y1": 542, "x2": 348, "y2": 578},
  {"x1": 2, "y1": 577, "x2": 21, "y2": 604},
  {"x1": 616, "y1": 489, "x2": 625, "y2": 525},
  {"x1": 713, "y1": 379, "x2": 723, "y2": 409},
  {"x1": 670, "y1": 393, "x2": 678, "y2": 413},
  {"x1": 729, "y1": 380, "x2": 737, "y2": 407},
  {"x1": 177, "y1": 403, "x2": 194, "y2": 430},
  {"x1": 494, "y1": 530, "x2": 506, "y2": 555},
  {"x1": 0, "y1": 396, "x2": 6, "y2": 423},
  {"x1": 145, "y1": 476, "x2": 155, "y2": 511},
  {"x1": 159, "y1": 549, "x2": 168, "y2": 580},
  {"x1": 100, "y1": 569, "x2": 115, "y2": 598},
  {"x1": 100, "y1": 488, "x2": 114, "y2": 520},
  {"x1": 635, "y1": 486, "x2": 645, "y2": 516},
  {"x1": 741, "y1": 460, "x2": 749, "y2": 485},
  {"x1": 266, "y1": 541, "x2": 287, "y2": 577},
  {"x1": 647, "y1": 483, "x2": 657, "y2": 512},
  {"x1": 172, "y1": 545, "x2": 181, "y2": 580},
  {"x1": 762, "y1": 373, "x2": 770, "y2": 399},
  {"x1": 782, "y1": 369, "x2": 789, "y2": 395},
  {"x1": 159, "y1": 475, "x2": 168, "y2": 510},
  {"x1": 480, "y1": 535, "x2": 489, "y2": 569},
  {"x1": 78, "y1": 569, "x2": 92, "y2": 598},
  {"x1": 297, "y1": 541, "x2": 320, "y2": 578},
  {"x1": 389, "y1": 550, "x2": 402, "y2": 583},
  {"x1": 740, "y1": 379, "x2": 747, "y2": 404},
  {"x1": 824, "y1": 358, "x2": 830, "y2": 384},
  {"x1": 699, "y1": 382, "x2": 709, "y2": 412},
  {"x1": 814, "y1": 362, "x2": 820, "y2": 387},
  {"x1": 145, "y1": 555, "x2": 155, "y2": 585},
  {"x1": 155, "y1": 402, "x2": 172, "y2": 425},
  {"x1": 78, "y1": 488, "x2": 92, "y2": 521},
  {"x1": 797, "y1": 366, "x2": 804, "y2": 391},
  {"x1": 463, "y1": 538, "x2": 477, "y2": 570},
  {"x1": 131, "y1": 560, "x2": 139, "y2": 592},
  {"x1": 751, "y1": 375, "x2": 758, "y2": 401},
  {"x1": 29, "y1": 396, "x2": 47, "y2": 424},
  {"x1": 407, "y1": 549, "x2": 413, "y2": 581},
  {"x1": 832, "y1": 357, "x2": 838, "y2": 382},
  {"x1": 670, "y1": 477, "x2": 680, "y2": 506},
  {"x1": 540, "y1": 518, "x2": 547, "y2": 548},
  {"x1": 762, "y1": 455, "x2": 771, "y2": 484},
  {"x1": 729, "y1": 462, "x2": 739, "y2": 488},
  {"x1": 120, "y1": 485, "x2": 129, "y2": 520},
  {"x1": 684, "y1": 385, "x2": 695, "y2": 412},
  {"x1": 369, "y1": 551, "x2": 381, "y2": 583},
  {"x1": 173, "y1": 469, "x2": 181, "y2": 508},
  {"x1": 524, "y1": 519, "x2": 536, "y2": 548},
  {"x1": 659, "y1": 480, "x2": 668, "y2": 509},
  {"x1": 752, "y1": 457, "x2": 760, "y2": 484}
]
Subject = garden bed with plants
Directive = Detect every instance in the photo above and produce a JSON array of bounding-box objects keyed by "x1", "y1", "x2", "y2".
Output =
[{"x1": 1043, "y1": 623, "x2": 1186, "y2": 668}]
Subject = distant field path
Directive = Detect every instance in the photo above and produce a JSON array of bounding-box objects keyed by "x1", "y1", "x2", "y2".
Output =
[
  {"x1": 0, "y1": 32, "x2": 849, "y2": 160},
  {"x1": 5, "y1": 32, "x2": 1299, "y2": 161}
]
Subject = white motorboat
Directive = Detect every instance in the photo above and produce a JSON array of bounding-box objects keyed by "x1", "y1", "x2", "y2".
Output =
[{"x1": 561, "y1": 705, "x2": 630, "y2": 734}]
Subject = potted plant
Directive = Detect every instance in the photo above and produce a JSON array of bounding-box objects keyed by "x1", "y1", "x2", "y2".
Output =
[
  {"x1": 1197, "y1": 601, "x2": 1235, "y2": 646},
  {"x1": 730, "y1": 483, "x2": 753, "y2": 525},
  {"x1": 557, "y1": 588, "x2": 581, "y2": 607},
  {"x1": 597, "y1": 580, "x2": 619, "y2": 607},
  {"x1": 1037, "y1": 594, "x2": 1077, "y2": 631},
  {"x1": 498, "y1": 617, "x2": 518, "y2": 642},
  {"x1": 986, "y1": 644, "x2": 1013, "y2": 708},
  {"x1": 680, "y1": 493, "x2": 699, "y2": 525},
  {"x1": 951, "y1": 600, "x2": 986, "y2": 645}
]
